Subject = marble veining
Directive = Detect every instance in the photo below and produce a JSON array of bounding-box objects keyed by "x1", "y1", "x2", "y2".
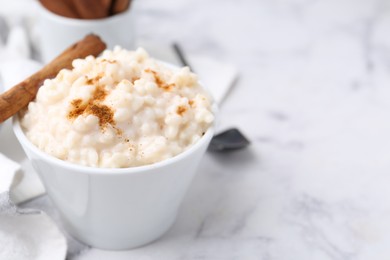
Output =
[{"x1": 15, "y1": 0, "x2": 390, "y2": 259}]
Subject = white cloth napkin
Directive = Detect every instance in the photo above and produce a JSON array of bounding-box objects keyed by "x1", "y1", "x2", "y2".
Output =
[
  {"x1": 0, "y1": 153, "x2": 20, "y2": 193},
  {"x1": 0, "y1": 154, "x2": 66, "y2": 260}
]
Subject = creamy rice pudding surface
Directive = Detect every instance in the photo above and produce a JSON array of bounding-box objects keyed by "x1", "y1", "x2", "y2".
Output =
[{"x1": 21, "y1": 47, "x2": 214, "y2": 168}]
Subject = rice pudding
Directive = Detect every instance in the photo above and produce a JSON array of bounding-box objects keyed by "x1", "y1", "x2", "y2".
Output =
[{"x1": 21, "y1": 47, "x2": 214, "y2": 168}]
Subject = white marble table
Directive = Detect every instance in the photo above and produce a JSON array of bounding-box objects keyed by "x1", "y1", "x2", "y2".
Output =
[{"x1": 18, "y1": 0, "x2": 390, "y2": 259}]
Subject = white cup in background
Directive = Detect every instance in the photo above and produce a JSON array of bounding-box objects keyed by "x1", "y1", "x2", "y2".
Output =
[{"x1": 36, "y1": 3, "x2": 135, "y2": 63}]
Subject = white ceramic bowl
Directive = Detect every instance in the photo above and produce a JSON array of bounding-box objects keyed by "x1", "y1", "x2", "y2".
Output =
[{"x1": 13, "y1": 108, "x2": 215, "y2": 249}]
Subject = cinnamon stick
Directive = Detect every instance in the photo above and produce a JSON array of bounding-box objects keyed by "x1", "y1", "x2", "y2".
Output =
[
  {"x1": 72, "y1": 0, "x2": 112, "y2": 19},
  {"x1": 39, "y1": 0, "x2": 80, "y2": 19},
  {"x1": 110, "y1": 0, "x2": 131, "y2": 15},
  {"x1": 0, "y1": 34, "x2": 106, "y2": 123}
]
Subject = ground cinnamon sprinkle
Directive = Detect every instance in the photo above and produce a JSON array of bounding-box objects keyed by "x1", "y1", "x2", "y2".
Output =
[
  {"x1": 85, "y1": 77, "x2": 94, "y2": 85},
  {"x1": 93, "y1": 86, "x2": 107, "y2": 101},
  {"x1": 144, "y1": 68, "x2": 175, "y2": 91},
  {"x1": 101, "y1": 59, "x2": 116, "y2": 64},
  {"x1": 131, "y1": 76, "x2": 140, "y2": 83},
  {"x1": 68, "y1": 99, "x2": 86, "y2": 118},
  {"x1": 176, "y1": 105, "x2": 187, "y2": 116},
  {"x1": 86, "y1": 104, "x2": 114, "y2": 127},
  {"x1": 85, "y1": 73, "x2": 104, "y2": 85},
  {"x1": 68, "y1": 84, "x2": 114, "y2": 130}
]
